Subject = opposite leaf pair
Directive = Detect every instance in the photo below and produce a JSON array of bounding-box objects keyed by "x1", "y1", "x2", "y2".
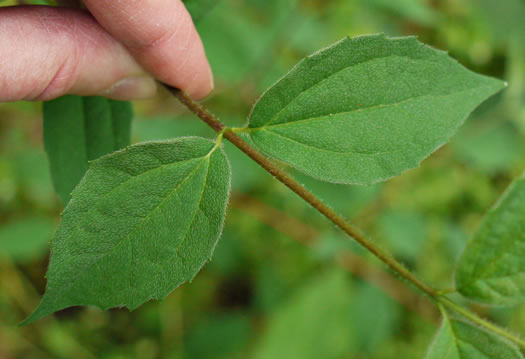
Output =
[{"x1": 27, "y1": 33, "x2": 506, "y2": 347}]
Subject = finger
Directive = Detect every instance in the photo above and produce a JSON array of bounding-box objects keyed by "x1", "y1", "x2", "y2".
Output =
[
  {"x1": 0, "y1": 6, "x2": 157, "y2": 102},
  {"x1": 82, "y1": 0, "x2": 213, "y2": 99}
]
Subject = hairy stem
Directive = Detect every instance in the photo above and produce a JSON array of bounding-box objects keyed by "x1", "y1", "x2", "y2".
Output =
[
  {"x1": 164, "y1": 85, "x2": 436, "y2": 299},
  {"x1": 165, "y1": 85, "x2": 525, "y2": 349},
  {"x1": 230, "y1": 192, "x2": 439, "y2": 323}
]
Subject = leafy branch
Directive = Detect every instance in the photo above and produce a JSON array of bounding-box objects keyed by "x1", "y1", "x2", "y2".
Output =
[
  {"x1": 28, "y1": 33, "x2": 525, "y2": 358},
  {"x1": 167, "y1": 85, "x2": 437, "y2": 299},
  {"x1": 167, "y1": 85, "x2": 525, "y2": 350}
]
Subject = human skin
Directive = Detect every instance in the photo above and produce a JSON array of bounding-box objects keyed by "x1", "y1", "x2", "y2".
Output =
[{"x1": 0, "y1": 0, "x2": 213, "y2": 102}]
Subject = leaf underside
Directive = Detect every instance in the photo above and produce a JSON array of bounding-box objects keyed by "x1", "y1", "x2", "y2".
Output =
[
  {"x1": 424, "y1": 312, "x2": 523, "y2": 359},
  {"x1": 22, "y1": 137, "x2": 231, "y2": 325},
  {"x1": 43, "y1": 96, "x2": 133, "y2": 204},
  {"x1": 455, "y1": 171, "x2": 525, "y2": 306},
  {"x1": 246, "y1": 34, "x2": 506, "y2": 185}
]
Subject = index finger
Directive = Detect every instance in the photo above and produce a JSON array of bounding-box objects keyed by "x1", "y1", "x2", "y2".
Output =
[{"x1": 82, "y1": 0, "x2": 213, "y2": 99}]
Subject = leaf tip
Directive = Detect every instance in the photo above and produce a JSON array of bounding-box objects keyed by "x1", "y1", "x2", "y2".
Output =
[
  {"x1": 19, "y1": 304, "x2": 51, "y2": 327},
  {"x1": 19, "y1": 291, "x2": 69, "y2": 326}
]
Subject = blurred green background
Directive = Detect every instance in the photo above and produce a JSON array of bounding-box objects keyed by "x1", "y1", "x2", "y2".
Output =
[{"x1": 1, "y1": 0, "x2": 525, "y2": 358}]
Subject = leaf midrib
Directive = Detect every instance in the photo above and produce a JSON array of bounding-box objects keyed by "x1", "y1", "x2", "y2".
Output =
[
  {"x1": 251, "y1": 87, "x2": 487, "y2": 158},
  {"x1": 129, "y1": 156, "x2": 212, "y2": 303},
  {"x1": 258, "y1": 127, "x2": 409, "y2": 156},
  {"x1": 251, "y1": 86, "x2": 490, "y2": 136},
  {"x1": 251, "y1": 49, "x2": 448, "y2": 128},
  {"x1": 53, "y1": 154, "x2": 211, "y2": 302},
  {"x1": 251, "y1": 53, "x2": 399, "y2": 128},
  {"x1": 171, "y1": 156, "x2": 213, "y2": 276}
]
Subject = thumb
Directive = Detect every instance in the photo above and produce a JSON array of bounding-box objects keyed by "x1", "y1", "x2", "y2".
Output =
[{"x1": 0, "y1": 6, "x2": 157, "y2": 102}]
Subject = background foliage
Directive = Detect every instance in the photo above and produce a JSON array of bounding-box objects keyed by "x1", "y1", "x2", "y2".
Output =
[{"x1": 1, "y1": 0, "x2": 524, "y2": 358}]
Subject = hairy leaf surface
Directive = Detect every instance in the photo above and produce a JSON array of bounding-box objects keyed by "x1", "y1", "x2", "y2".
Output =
[
  {"x1": 22, "y1": 137, "x2": 231, "y2": 325},
  {"x1": 43, "y1": 96, "x2": 133, "y2": 204},
  {"x1": 455, "y1": 172, "x2": 525, "y2": 305},
  {"x1": 424, "y1": 311, "x2": 523, "y2": 359},
  {"x1": 246, "y1": 34, "x2": 505, "y2": 185}
]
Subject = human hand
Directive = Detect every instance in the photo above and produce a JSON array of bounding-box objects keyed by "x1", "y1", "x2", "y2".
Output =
[{"x1": 0, "y1": 1, "x2": 213, "y2": 102}]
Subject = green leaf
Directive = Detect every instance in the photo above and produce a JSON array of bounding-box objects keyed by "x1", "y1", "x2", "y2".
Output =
[
  {"x1": 424, "y1": 311, "x2": 523, "y2": 359},
  {"x1": 43, "y1": 96, "x2": 133, "y2": 204},
  {"x1": 451, "y1": 118, "x2": 524, "y2": 174},
  {"x1": 22, "y1": 137, "x2": 231, "y2": 325},
  {"x1": 366, "y1": 0, "x2": 439, "y2": 26},
  {"x1": 377, "y1": 209, "x2": 427, "y2": 260},
  {"x1": 186, "y1": 313, "x2": 252, "y2": 359},
  {"x1": 350, "y1": 283, "x2": 400, "y2": 354},
  {"x1": 455, "y1": 171, "x2": 525, "y2": 306},
  {"x1": 84, "y1": 97, "x2": 115, "y2": 160},
  {"x1": 183, "y1": 0, "x2": 219, "y2": 22},
  {"x1": 43, "y1": 96, "x2": 88, "y2": 204},
  {"x1": 245, "y1": 34, "x2": 506, "y2": 185},
  {"x1": 475, "y1": 0, "x2": 525, "y2": 46},
  {"x1": 196, "y1": 0, "x2": 294, "y2": 84},
  {"x1": 109, "y1": 100, "x2": 133, "y2": 150},
  {"x1": 254, "y1": 270, "x2": 354, "y2": 359}
]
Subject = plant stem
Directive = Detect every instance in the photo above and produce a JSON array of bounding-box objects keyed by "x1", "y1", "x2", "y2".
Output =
[
  {"x1": 439, "y1": 297, "x2": 525, "y2": 348},
  {"x1": 164, "y1": 85, "x2": 437, "y2": 299},
  {"x1": 165, "y1": 86, "x2": 525, "y2": 349},
  {"x1": 230, "y1": 192, "x2": 439, "y2": 323}
]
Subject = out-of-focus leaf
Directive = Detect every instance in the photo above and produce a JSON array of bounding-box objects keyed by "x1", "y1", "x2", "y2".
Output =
[
  {"x1": 246, "y1": 34, "x2": 505, "y2": 185},
  {"x1": 312, "y1": 232, "x2": 364, "y2": 261},
  {"x1": 207, "y1": 227, "x2": 243, "y2": 276},
  {"x1": 133, "y1": 116, "x2": 213, "y2": 141},
  {"x1": 424, "y1": 310, "x2": 523, "y2": 358},
  {"x1": 474, "y1": 0, "x2": 525, "y2": 45},
  {"x1": 43, "y1": 96, "x2": 133, "y2": 204},
  {"x1": 451, "y1": 108, "x2": 524, "y2": 174},
  {"x1": 22, "y1": 137, "x2": 231, "y2": 325},
  {"x1": 364, "y1": 0, "x2": 439, "y2": 26},
  {"x1": 456, "y1": 171, "x2": 525, "y2": 305},
  {"x1": 0, "y1": 158, "x2": 16, "y2": 205},
  {"x1": 442, "y1": 222, "x2": 469, "y2": 259},
  {"x1": 83, "y1": 97, "x2": 115, "y2": 161},
  {"x1": 109, "y1": 100, "x2": 133, "y2": 151},
  {"x1": 0, "y1": 217, "x2": 55, "y2": 262},
  {"x1": 254, "y1": 270, "x2": 353, "y2": 359},
  {"x1": 197, "y1": 0, "x2": 294, "y2": 84},
  {"x1": 292, "y1": 170, "x2": 381, "y2": 217},
  {"x1": 12, "y1": 151, "x2": 55, "y2": 207},
  {"x1": 0, "y1": 0, "x2": 49, "y2": 4},
  {"x1": 186, "y1": 313, "x2": 251, "y2": 359},
  {"x1": 43, "y1": 96, "x2": 88, "y2": 205},
  {"x1": 183, "y1": 0, "x2": 220, "y2": 22},
  {"x1": 377, "y1": 210, "x2": 427, "y2": 260},
  {"x1": 351, "y1": 283, "x2": 400, "y2": 354}
]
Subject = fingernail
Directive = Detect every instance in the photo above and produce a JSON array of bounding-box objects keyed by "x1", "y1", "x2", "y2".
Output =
[{"x1": 103, "y1": 76, "x2": 157, "y2": 100}]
